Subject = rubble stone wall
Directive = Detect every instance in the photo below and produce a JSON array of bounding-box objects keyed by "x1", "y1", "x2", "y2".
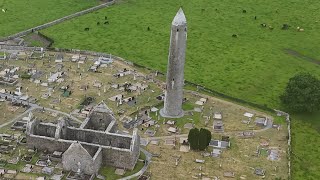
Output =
[
  {"x1": 84, "y1": 111, "x2": 115, "y2": 131},
  {"x1": 27, "y1": 135, "x2": 72, "y2": 152},
  {"x1": 34, "y1": 123, "x2": 56, "y2": 138},
  {"x1": 66, "y1": 127, "x2": 132, "y2": 149}
]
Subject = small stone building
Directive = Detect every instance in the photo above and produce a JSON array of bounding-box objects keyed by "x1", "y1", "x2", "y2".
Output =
[{"x1": 26, "y1": 102, "x2": 140, "y2": 175}]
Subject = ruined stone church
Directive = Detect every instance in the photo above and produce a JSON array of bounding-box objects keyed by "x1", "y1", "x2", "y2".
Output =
[{"x1": 26, "y1": 102, "x2": 140, "y2": 175}]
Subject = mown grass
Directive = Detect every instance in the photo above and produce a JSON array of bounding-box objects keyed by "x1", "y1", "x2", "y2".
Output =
[
  {"x1": 16, "y1": 0, "x2": 320, "y2": 179},
  {"x1": 0, "y1": 0, "x2": 101, "y2": 38}
]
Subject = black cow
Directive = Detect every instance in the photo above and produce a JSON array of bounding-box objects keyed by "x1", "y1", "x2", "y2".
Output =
[
  {"x1": 84, "y1": 27, "x2": 90, "y2": 31},
  {"x1": 282, "y1": 24, "x2": 290, "y2": 30}
]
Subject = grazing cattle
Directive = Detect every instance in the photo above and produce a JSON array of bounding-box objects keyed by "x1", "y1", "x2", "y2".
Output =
[
  {"x1": 84, "y1": 28, "x2": 90, "y2": 31},
  {"x1": 243, "y1": 10, "x2": 247, "y2": 13},
  {"x1": 282, "y1": 24, "x2": 290, "y2": 30},
  {"x1": 147, "y1": 26, "x2": 150, "y2": 31},
  {"x1": 269, "y1": 26, "x2": 274, "y2": 30},
  {"x1": 260, "y1": 23, "x2": 267, "y2": 27},
  {"x1": 298, "y1": 28, "x2": 304, "y2": 32},
  {"x1": 97, "y1": 22, "x2": 100, "y2": 25},
  {"x1": 105, "y1": 16, "x2": 107, "y2": 20},
  {"x1": 254, "y1": 16, "x2": 257, "y2": 20},
  {"x1": 104, "y1": 21, "x2": 109, "y2": 24},
  {"x1": 201, "y1": 8, "x2": 205, "y2": 12},
  {"x1": 232, "y1": 34, "x2": 238, "y2": 38}
]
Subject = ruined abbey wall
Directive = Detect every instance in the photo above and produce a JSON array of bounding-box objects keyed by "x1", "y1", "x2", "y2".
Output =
[{"x1": 65, "y1": 127, "x2": 132, "y2": 149}]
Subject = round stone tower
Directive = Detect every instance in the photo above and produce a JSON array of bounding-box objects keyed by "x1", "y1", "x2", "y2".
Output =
[{"x1": 160, "y1": 8, "x2": 187, "y2": 118}]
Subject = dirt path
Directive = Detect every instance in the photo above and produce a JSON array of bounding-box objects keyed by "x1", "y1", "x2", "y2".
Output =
[{"x1": 284, "y1": 49, "x2": 320, "y2": 65}]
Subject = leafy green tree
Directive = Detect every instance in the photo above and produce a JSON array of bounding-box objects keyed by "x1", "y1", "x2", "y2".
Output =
[
  {"x1": 280, "y1": 73, "x2": 320, "y2": 112},
  {"x1": 199, "y1": 128, "x2": 212, "y2": 150},
  {"x1": 188, "y1": 128, "x2": 199, "y2": 150}
]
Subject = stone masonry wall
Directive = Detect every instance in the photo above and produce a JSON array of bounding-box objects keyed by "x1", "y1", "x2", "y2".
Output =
[
  {"x1": 62, "y1": 144, "x2": 99, "y2": 175},
  {"x1": 27, "y1": 135, "x2": 72, "y2": 152},
  {"x1": 84, "y1": 111, "x2": 115, "y2": 131},
  {"x1": 102, "y1": 148, "x2": 136, "y2": 170},
  {"x1": 34, "y1": 123, "x2": 56, "y2": 138},
  {"x1": 93, "y1": 147, "x2": 103, "y2": 174},
  {"x1": 65, "y1": 127, "x2": 132, "y2": 149}
]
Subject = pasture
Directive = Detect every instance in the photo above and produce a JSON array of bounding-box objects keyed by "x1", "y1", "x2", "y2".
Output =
[
  {"x1": 41, "y1": 0, "x2": 320, "y2": 108},
  {"x1": 0, "y1": 0, "x2": 100, "y2": 38}
]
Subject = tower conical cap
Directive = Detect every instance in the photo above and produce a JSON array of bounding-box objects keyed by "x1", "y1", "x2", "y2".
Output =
[{"x1": 172, "y1": 8, "x2": 187, "y2": 26}]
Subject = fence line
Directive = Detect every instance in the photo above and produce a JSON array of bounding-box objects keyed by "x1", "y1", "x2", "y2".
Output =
[{"x1": 0, "y1": 0, "x2": 115, "y2": 42}]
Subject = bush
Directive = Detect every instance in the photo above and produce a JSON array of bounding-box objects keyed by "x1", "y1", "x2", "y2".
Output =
[
  {"x1": 188, "y1": 128, "x2": 212, "y2": 151},
  {"x1": 20, "y1": 73, "x2": 31, "y2": 79},
  {"x1": 188, "y1": 128, "x2": 199, "y2": 150}
]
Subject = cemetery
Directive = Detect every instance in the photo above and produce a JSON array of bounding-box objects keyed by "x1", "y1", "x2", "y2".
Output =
[{"x1": 0, "y1": 46, "x2": 289, "y2": 179}]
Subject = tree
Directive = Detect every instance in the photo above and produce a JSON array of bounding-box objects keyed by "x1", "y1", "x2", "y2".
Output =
[
  {"x1": 199, "y1": 128, "x2": 212, "y2": 150},
  {"x1": 280, "y1": 73, "x2": 320, "y2": 112},
  {"x1": 188, "y1": 128, "x2": 199, "y2": 150},
  {"x1": 188, "y1": 128, "x2": 212, "y2": 151}
]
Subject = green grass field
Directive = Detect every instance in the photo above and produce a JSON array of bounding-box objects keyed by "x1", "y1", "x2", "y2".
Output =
[
  {"x1": 0, "y1": 0, "x2": 101, "y2": 38},
  {"x1": 41, "y1": 0, "x2": 320, "y2": 108}
]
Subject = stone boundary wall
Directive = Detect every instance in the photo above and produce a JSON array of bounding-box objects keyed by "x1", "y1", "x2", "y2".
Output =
[
  {"x1": 0, "y1": 0, "x2": 115, "y2": 42},
  {"x1": 274, "y1": 109, "x2": 291, "y2": 180}
]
